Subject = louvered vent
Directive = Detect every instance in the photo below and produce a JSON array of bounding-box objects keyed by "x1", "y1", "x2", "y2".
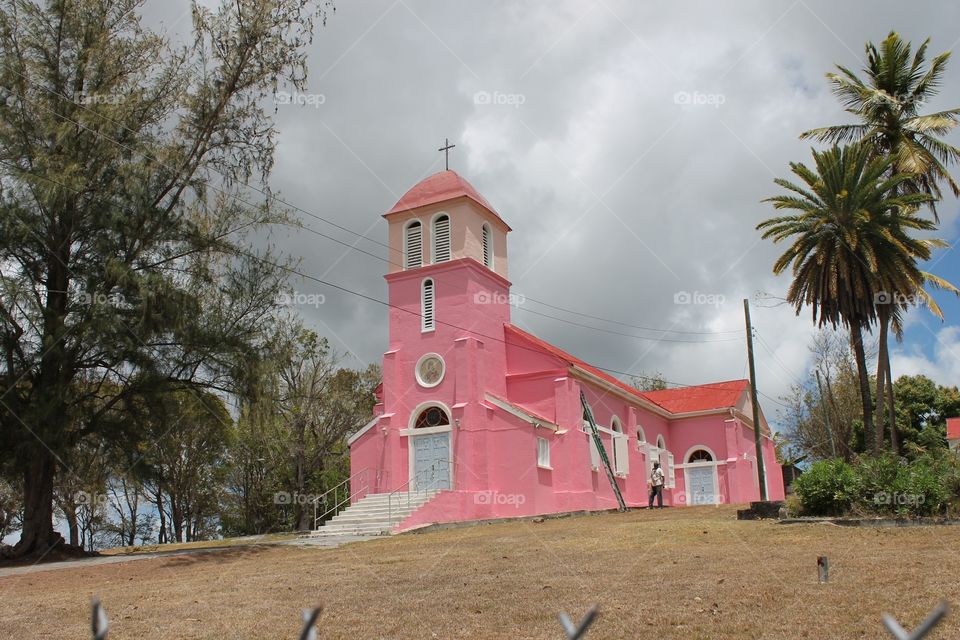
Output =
[
  {"x1": 482, "y1": 224, "x2": 492, "y2": 268},
  {"x1": 422, "y1": 278, "x2": 435, "y2": 331},
  {"x1": 405, "y1": 222, "x2": 422, "y2": 269},
  {"x1": 433, "y1": 215, "x2": 451, "y2": 263}
]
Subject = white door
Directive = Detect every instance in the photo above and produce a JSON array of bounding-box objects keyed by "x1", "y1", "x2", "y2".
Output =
[
  {"x1": 412, "y1": 433, "x2": 450, "y2": 491},
  {"x1": 686, "y1": 466, "x2": 717, "y2": 505}
]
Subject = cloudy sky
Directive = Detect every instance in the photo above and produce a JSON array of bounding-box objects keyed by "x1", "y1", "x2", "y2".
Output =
[{"x1": 155, "y1": 0, "x2": 960, "y2": 428}]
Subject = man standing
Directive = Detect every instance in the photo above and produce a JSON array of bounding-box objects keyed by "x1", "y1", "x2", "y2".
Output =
[{"x1": 649, "y1": 462, "x2": 665, "y2": 509}]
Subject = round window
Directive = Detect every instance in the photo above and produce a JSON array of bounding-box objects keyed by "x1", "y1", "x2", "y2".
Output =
[{"x1": 416, "y1": 353, "x2": 445, "y2": 388}]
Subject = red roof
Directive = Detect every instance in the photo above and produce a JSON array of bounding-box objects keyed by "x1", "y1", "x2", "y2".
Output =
[
  {"x1": 948, "y1": 417, "x2": 960, "y2": 440},
  {"x1": 640, "y1": 379, "x2": 749, "y2": 414},
  {"x1": 505, "y1": 324, "x2": 750, "y2": 415},
  {"x1": 385, "y1": 170, "x2": 511, "y2": 229}
]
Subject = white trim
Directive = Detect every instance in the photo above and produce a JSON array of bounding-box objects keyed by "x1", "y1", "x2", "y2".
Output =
[
  {"x1": 682, "y1": 444, "x2": 718, "y2": 464},
  {"x1": 484, "y1": 393, "x2": 559, "y2": 431},
  {"x1": 403, "y1": 219, "x2": 423, "y2": 269},
  {"x1": 414, "y1": 352, "x2": 445, "y2": 388},
  {"x1": 580, "y1": 420, "x2": 618, "y2": 437},
  {"x1": 421, "y1": 277, "x2": 435, "y2": 332},
  {"x1": 399, "y1": 424, "x2": 452, "y2": 437},
  {"x1": 675, "y1": 460, "x2": 727, "y2": 469},
  {"x1": 347, "y1": 416, "x2": 380, "y2": 445}
]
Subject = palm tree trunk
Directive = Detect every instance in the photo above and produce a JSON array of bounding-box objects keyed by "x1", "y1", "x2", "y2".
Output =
[
  {"x1": 875, "y1": 308, "x2": 890, "y2": 452},
  {"x1": 850, "y1": 324, "x2": 875, "y2": 454},
  {"x1": 885, "y1": 355, "x2": 899, "y2": 455}
]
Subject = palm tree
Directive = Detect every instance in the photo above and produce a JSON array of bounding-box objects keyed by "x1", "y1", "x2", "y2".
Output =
[
  {"x1": 801, "y1": 32, "x2": 960, "y2": 448},
  {"x1": 801, "y1": 32, "x2": 960, "y2": 221},
  {"x1": 876, "y1": 270, "x2": 959, "y2": 454},
  {"x1": 758, "y1": 143, "x2": 933, "y2": 453}
]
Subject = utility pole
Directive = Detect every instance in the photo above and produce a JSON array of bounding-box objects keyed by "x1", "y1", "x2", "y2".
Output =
[
  {"x1": 815, "y1": 369, "x2": 838, "y2": 458},
  {"x1": 743, "y1": 298, "x2": 768, "y2": 501}
]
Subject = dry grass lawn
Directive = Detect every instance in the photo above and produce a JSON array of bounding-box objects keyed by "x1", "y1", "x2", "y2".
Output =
[
  {"x1": 1, "y1": 506, "x2": 958, "y2": 639},
  {"x1": 98, "y1": 532, "x2": 299, "y2": 556}
]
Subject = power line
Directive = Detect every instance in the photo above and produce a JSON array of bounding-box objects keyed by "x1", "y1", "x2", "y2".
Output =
[
  {"x1": 515, "y1": 305, "x2": 744, "y2": 344},
  {"x1": 4, "y1": 154, "x2": 760, "y2": 397},
  {"x1": 517, "y1": 296, "x2": 743, "y2": 335},
  {"x1": 754, "y1": 331, "x2": 806, "y2": 387},
  {"x1": 758, "y1": 390, "x2": 793, "y2": 411},
  {"x1": 8, "y1": 71, "x2": 745, "y2": 340}
]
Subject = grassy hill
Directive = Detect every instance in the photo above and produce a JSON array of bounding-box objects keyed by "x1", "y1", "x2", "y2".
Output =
[{"x1": 2, "y1": 506, "x2": 958, "y2": 638}]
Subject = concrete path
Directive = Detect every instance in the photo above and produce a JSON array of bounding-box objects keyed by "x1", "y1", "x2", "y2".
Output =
[{"x1": 0, "y1": 533, "x2": 375, "y2": 578}]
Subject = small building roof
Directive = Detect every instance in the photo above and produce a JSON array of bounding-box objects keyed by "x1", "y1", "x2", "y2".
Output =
[{"x1": 948, "y1": 417, "x2": 960, "y2": 441}]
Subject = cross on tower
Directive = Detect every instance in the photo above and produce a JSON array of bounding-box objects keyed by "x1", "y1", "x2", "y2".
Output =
[{"x1": 438, "y1": 138, "x2": 456, "y2": 170}]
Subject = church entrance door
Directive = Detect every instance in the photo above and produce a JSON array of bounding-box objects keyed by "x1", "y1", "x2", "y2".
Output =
[
  {"x1": 686, "y1": 465, "x2": 718, "y2": 505},
  {"x1": 412, "y1": 432, "x2": 451, "y2": 491}
]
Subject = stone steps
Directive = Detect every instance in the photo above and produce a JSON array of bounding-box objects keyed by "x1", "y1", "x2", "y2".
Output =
[{"x1": 305, "y1": 490, "x2": 438, "y2": 537}]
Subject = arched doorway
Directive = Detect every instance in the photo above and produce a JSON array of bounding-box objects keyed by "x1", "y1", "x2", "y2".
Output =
[
  {"x1": 683, "y1": 447, "x2": 720, "y2": 505},
  {"x1": 409, "y1": 404, "x2": 452, "y2": 491}
]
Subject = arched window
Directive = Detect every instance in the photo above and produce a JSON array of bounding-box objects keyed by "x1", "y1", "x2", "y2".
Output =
[
  {"x1": 657, "y1": 435, "x2": 666, "y2": 450},
  {"x1": 421, "y1": 278, "x2": 435, "y2": 332},
  {"x1": 611, "y1": 417, "x2": 623, "y2": 434},
  {"x1": 414, "y1": 405, "x2": 450, "y2": 429},
  {"x1": 405, "y1": 221, "x2": 423, "y2": 269},
  {"x1": 482, "y1": 224, "x2": 493, "y2": 268},
  {"x1": 636, "y1": 426, "x2": 646, "y2": 443},
  {"x1": 688, "y1": 449, "x2": 714, "y2": 463},
  {"x1": 432, "y1": 214, "x2": 451, "y2": 263}
]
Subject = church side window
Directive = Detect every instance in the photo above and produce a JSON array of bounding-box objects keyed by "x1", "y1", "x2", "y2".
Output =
[
  {"x1": 405, "y1": 221, "x2": 423, "y2": 269},
  {"x1": 482, "y1": 223, "x2": 493, "y2": 268},
  {"x1": 537, "y1": 437, "x2": 551, "y2": 469},
  {"x1": 433, "y1": 214, "x2": 451, "y2": 263},
  {"x1": 421, "y1": 278, "x2": 435, "y2": 332}
]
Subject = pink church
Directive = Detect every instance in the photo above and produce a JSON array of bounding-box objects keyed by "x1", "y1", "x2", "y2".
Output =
[{"x1": 346, "y1": 170, "x2": 784, "y2": 531}]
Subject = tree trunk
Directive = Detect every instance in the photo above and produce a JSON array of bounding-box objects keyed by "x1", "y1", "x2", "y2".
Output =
[
  {"x1": 156, "y1": 490, "x2": 167, "y2": 544},
  {"x1": 170, "y1": 496, "x2": 183, "y2": 543},
  {"x1": 14, "y1": 450, "x2": 61, "y2": 557},
  {"x1": 875, "y1": 309, "x2": 890, "y2": 453},
  {"x1": 63, "y1": 503, "x2": 79, "y2": 548},
  {"x1": 850, "y1": 324, "x2": 875, "y2": 454},
  {"x1": 885, "y1": 356, "x2": 899, "y2": 455},
  {"x1": 294, "y1": 420, "x2": 308, "y2": 531}
]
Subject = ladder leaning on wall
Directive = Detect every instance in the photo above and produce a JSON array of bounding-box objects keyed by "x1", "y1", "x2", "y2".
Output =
[{"x1": 579, "y1": 390, "x2": 627, "y2": 512}]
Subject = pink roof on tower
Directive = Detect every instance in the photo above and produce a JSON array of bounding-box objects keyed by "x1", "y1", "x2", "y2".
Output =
[
  {"x1": 948, "y1": 417, "x2": 960, "y2": 440},
  {"x1": 385, "y1": 170, "x2": 511, "y2": 230}
]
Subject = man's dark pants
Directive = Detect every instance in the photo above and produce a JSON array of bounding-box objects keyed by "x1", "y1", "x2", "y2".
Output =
[{"x1": 648, "y1": 485, "x2": 663, "y2": 509}]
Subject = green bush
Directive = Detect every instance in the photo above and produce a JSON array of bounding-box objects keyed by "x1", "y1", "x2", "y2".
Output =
[
  {"x1": 793, "y1": 459, "x2": 856, "y2": 516},
  {"x1": 795, "y1": 451, "x2": 960, "y2": 517}
]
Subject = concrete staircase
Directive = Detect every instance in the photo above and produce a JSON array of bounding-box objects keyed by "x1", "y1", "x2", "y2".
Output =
[{"x1": 307, "y1": 491, "x2": 439, "y2": 537}]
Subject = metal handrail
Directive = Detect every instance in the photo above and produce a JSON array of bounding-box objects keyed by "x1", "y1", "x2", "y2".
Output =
[
  {"x1": 312, "y1": 467, "x2": 373, "y2": 529},
  {"x1": 387, "y1": 458, "x2": 450, "y2": 524}
]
